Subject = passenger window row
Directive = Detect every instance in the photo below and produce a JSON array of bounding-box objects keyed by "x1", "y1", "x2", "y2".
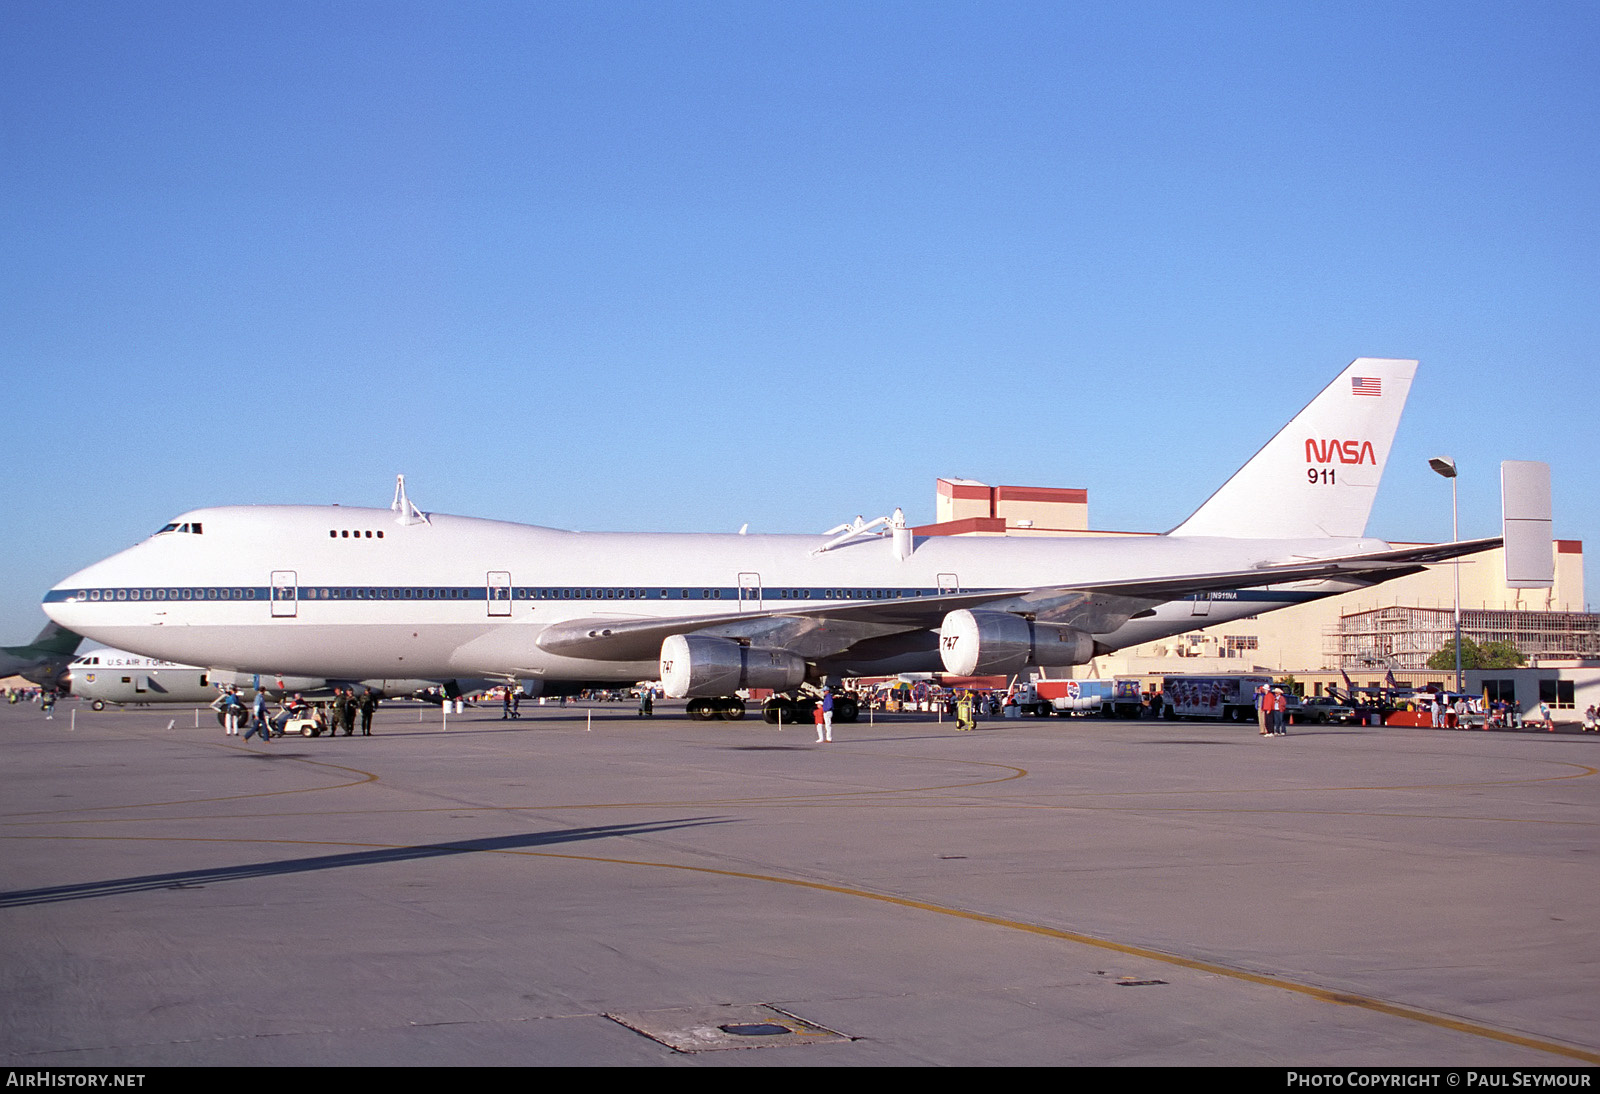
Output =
[{"x1": 83, "y1": 588, "x2": 253, "y2": 601}]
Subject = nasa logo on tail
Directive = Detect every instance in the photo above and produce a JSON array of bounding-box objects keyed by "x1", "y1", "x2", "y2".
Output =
[{"x1": 1305, "y1": 439, "x2": 1376, "y2": 465}]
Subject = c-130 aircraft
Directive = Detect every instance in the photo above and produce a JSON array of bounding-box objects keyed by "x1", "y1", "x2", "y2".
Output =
[{"x1": 44, "y1": 357, "x2": 1498, "y2": 722}]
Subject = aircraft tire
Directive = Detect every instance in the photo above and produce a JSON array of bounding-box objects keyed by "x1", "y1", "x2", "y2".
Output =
[
  {"x1": 763, "y1": 698, "x2": 807, "y2": 725},
  {"x1": 91, "y1": 700, "x2": 105, "y2": 711},
  {"x1": 835, "y1": 697, "x2": 858, "y2": 723},
  {"x1": 721, "y1": 699, "x2": 746, "y2": 721}
]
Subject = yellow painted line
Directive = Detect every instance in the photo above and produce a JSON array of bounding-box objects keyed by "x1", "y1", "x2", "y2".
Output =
[
  {"x1": 6, "y1": 795, "x2": 1596, "y2": 830},
  {"x1": 0, "y1": 756, "x2": 1026, "y2": 826},
  {"x1": 0, "y1": 749, "x2": 379, "y2": 819},
  {"x1": 500, "y1": 846, "x2": 1600, "y2": 1065},
  {"x1": 4, "y1": 832, "x2": 1595, "y2": 1063}
]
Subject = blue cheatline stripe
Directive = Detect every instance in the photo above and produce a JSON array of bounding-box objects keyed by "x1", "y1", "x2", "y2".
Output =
[
  {"x1": 44, "y1": 585, "x2": 951, "y2": 604},
  {"x1": 44, "y1": 584, "x2": 1326, "y2": 606}
]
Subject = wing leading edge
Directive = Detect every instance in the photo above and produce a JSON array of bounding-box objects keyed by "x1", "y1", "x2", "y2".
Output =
[{"x1": 533, "y1": 537, "x2": 1502, "y2": 664}]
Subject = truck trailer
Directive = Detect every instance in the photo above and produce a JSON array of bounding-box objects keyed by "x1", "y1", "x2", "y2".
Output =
[{"x1": 1160, "y1": 674, "x2": 1273, "y2": 722}]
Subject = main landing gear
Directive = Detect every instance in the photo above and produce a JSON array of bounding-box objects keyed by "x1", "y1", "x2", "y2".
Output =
[
  {"x1": 682, "y1": 692, "x2": 863, "y2": 725},
  {"x1": 685, "y1": 697, "x2": 746, "y2": 721},
  {"x1": 761, "y1": 695, "x2": 859, "y2": 725}
]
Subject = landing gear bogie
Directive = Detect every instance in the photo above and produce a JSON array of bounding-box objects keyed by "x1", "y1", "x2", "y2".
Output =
[{"x1": 687, "y1": 697, "x2": 747, "y2": 721}]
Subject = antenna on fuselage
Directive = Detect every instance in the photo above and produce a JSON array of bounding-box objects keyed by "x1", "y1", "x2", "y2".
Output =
[{"x1": 392, "y1": 474, "x2": 429, "y2": 526}]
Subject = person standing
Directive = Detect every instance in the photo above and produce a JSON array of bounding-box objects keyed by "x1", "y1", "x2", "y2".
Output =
[
  {"x1": 330, "y1": 688, "x2": 349, "y2": 738},
  {"x1": 1256, "y1": 685, "x2": 1271, "y2": 737},
  {"x1": 956, "y1": 691, "x2": 974, "y2": 731},
  {"x1": 359, "y1": 691, "x2": 377, "y2": 735},
  {"x1": 820, "y1": 688, "x2": 834, "y2": 742},
  {"x1": 213, "y1": 689, "x2": 244, "y2": 735}
]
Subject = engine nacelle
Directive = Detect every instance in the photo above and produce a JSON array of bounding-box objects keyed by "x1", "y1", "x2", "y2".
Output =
[
  {"x1": 659, "y1": 634, "x2": 807, "y2": 698},
  {"x1": 938, "y1": 610, "x2": 1096, "y2": 676}
]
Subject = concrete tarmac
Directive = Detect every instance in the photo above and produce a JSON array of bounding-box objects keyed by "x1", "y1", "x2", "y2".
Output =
[{"x1": 2, "y1": 699, "x2": 1596, "y2": 1067}]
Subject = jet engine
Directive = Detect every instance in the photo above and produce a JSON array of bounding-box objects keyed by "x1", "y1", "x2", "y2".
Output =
[
  {"x1": 659, "y1": 634, "x2": 806, "y2": 698},
  {"x1": 938, "y1": 609, "x2": 1095, "y2": 676}
]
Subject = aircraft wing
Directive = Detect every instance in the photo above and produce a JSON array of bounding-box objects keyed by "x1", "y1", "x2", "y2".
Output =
[{"x1": 534, "y1": 537, "x2": 1502, "y2": 663}]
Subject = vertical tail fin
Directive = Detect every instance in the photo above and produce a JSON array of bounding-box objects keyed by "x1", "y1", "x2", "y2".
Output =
[
  {"x1": 1169, "y1": 357, "x2": 1417, "y2": 539},
  {"x1": 19, "y1": 622, "x2": 83, "y2": 658}
]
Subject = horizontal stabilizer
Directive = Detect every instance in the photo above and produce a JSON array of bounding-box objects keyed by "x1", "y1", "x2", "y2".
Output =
[{"x1": 1502, "y1": 461, "x2": 1553, "y2": 588}]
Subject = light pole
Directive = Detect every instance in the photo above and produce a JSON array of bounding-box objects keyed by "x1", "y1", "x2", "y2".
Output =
[{"x1": 1429, "y1": 456, "x2": 1462, "y2": 693}]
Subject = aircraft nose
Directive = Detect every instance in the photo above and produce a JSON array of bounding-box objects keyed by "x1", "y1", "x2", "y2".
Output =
[{"x1": 42, "y1": 550, "x2": 140, "y2": 632}]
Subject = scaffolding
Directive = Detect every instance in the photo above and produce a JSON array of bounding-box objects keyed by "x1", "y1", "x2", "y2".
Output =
[{"x1": 1327, "y1": 606, "x2": 1600, "y2": 670}]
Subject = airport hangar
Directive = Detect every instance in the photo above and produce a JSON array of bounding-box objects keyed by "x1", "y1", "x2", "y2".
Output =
[{"x1": 915, "y1": 477, "x2": 1599, "y2": 718}]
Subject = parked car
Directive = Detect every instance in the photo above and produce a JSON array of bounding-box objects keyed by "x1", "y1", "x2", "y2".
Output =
[{"x1": 1301, "y1": 696, "x2": 1356, "y2": 724}]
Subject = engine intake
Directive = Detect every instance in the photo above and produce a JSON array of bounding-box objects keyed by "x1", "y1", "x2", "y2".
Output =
[
  {"x1": 938, "y1": 609, "x2": 1095, "y2": 676},
  {"x1": 659, "y1": 634, "x2": 806, "y2": 698}
]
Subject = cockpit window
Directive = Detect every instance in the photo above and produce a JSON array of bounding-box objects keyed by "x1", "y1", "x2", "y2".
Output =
[{"x1": 154, "y1": 522, "x2": 203, "y2": 536}]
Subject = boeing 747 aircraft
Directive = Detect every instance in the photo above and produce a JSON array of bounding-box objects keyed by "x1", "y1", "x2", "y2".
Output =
[{"x1": 43, "y1": 358, "x2": 1498, "y2": 720}]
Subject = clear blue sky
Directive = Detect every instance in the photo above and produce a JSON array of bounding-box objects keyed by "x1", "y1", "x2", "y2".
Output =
[{"x1": 3, "y1": 0, "x2": 1597, "y2": 641}]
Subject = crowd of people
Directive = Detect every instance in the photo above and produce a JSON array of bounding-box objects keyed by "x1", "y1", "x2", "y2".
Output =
[
  {"x1": 14, "y1": 679, "x2": 1599, "y2": 737},
  {"x1": 211, "y1": 686, "x2": 378, "y2": 740}
]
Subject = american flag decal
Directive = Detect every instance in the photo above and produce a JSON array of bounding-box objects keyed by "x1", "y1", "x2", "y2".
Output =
[{"x1": 1351, "y1": 376, "x2": 1382, "y2": 397}]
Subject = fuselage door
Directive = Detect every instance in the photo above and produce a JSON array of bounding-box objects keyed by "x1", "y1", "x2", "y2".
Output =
[
  {"x1": 738, "y1": 572, "x2": 762, "y2": 611},
  {"x1": 1190, "y1": 592, "x2": 1212, "y2": 617},
  {"x1": 271, "y1": 571, "x2": 298, "y2": 618},
  {"x1": 487, "y1": 572, "x2": 512, "y2": 617},
  {"x1": 938, "y1": 573, "x2": 960, "y2": 595}
]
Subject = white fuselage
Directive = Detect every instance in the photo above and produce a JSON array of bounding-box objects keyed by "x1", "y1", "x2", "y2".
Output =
[{"x1": 44, "y1": 504, "x2": 1381, "y2": 685}]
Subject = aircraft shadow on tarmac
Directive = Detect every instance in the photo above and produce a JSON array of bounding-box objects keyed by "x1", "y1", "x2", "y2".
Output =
[{"x1": 0, "y1": 818, "x2": 730, "y2": 908}]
